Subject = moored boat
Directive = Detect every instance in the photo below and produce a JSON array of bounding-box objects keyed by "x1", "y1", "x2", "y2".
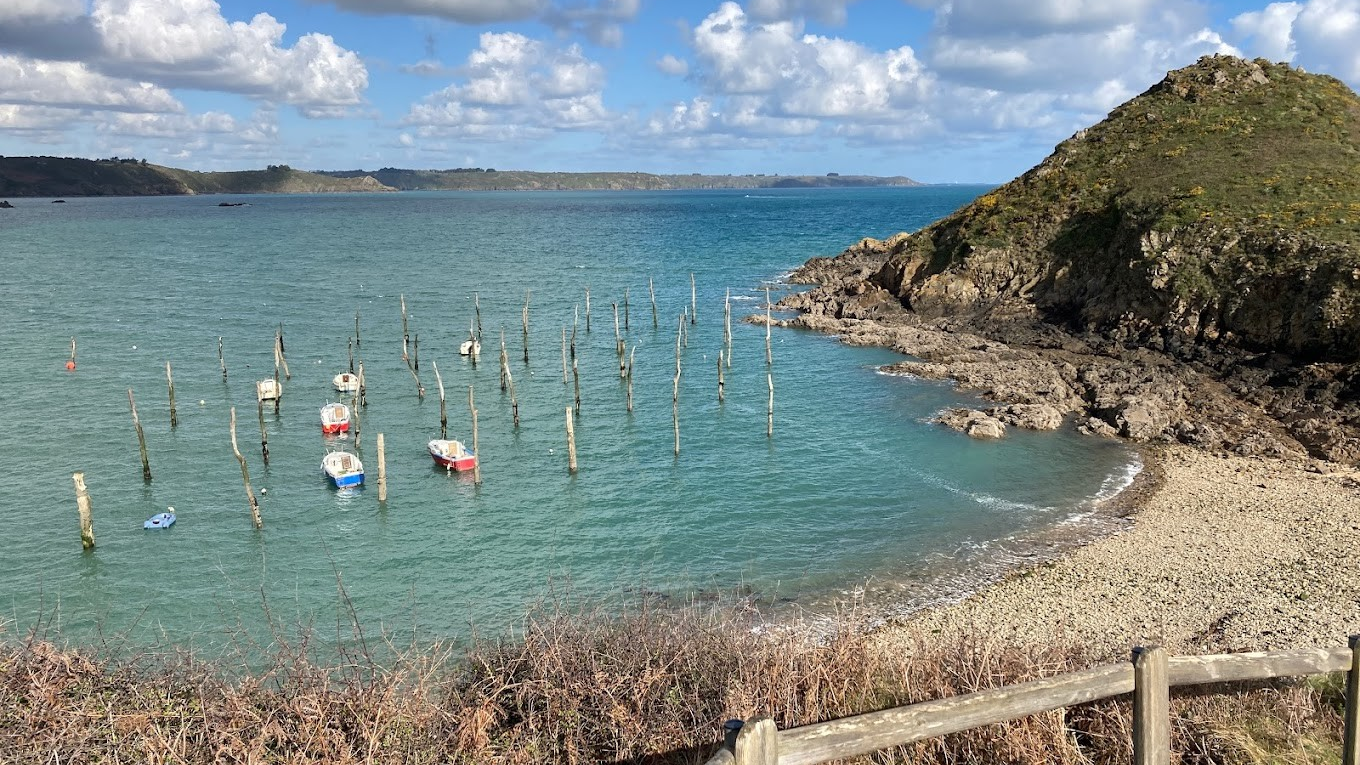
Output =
[
  {"x1": 333, "y1": 371, "x2": 359, "y2": 393},
  {"x1": 144, "y1": 509, "x2": 176, "y2": 529},
  {"x1": 428, "y1": 438, "x2": 478, "y2": 471},
  {"x1": 322, "y1": 450, "x2": 364, "y2": 488},
  {"x1": 321, "y1": 402, "x2": 351, "y2": 434},
  {"x1": 256, "y1": 378, "x2": 282, "y2": 401}
]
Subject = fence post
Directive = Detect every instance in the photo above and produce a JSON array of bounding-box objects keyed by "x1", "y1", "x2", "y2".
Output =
[
  {"x1": 734, "y1": 716, "x2": 778, "y2": 765},
  {"x1": 1132, "y1": 645, "x2": 1170, "y2": 765},
  {"x1": 1345, "y1": 635, "x2": 1360, "y2": 765}
]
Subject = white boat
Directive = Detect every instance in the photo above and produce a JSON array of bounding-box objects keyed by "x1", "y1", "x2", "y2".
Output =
[
  {"x1": 333, "y1": 371, "x2": 359, "y2": 393},
  {"x1": 320, "y1": 402, "x2": 351, "y2": 434},
  {"x1": 428, "y1": 438, "x2": 478, "y2": 471},
  {"x1": 459, "y1": 337, "x2": 481, "y2": 356},
  {"x1": 321, "y1": 450, "x2": 363, "y2": 488},
  {"x1": 256, "y1": 379, "x2": 282, "y2": 401}
]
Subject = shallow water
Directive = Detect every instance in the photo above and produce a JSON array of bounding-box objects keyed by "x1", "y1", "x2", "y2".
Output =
[{"x1": 0, "y1": 188, "x2": 1135, "y2": 650}]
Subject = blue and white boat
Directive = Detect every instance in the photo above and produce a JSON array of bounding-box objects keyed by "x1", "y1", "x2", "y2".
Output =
[
  {"x1": 322, "y1": 450, "x2": 364, "y2": 488},
  {"x1": 144, "y1": 508, "x2": 176, "y2": 529}
]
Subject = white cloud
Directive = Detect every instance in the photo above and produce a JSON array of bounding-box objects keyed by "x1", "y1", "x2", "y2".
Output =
[
  {"x1": 90, "y1": 0, "x2": 367, "y2": 109},
  {"x1": 1231, "y1": 2, "x2": 1302, "y2": 61},
  {"x1": 405, "y1": 32, "x2": 610, "y2": 138},
  {"x1": 541, "y1": 0, "x2": 640, "y2": 47},
  {"x1": 0, "y1": 104, "x2": 80, "y2": 130},
  {"x1": 746, "y1": 0, "x2": 857, "y2": 25},
  {"x1": 656, "y1": 54, "x2": 689, "y2": 76},
  {"x1": 0, "y1": 54, "x2": 182, "y2": 112},
  {"x1": 939, "y1": 0, "x2": 1158, "y2": 35},
  {"x1": 1293, "y1": 0, "x2": 1360, "y2": 80},
  {"x1": 0, "y1": 0, "x2": 85, "y2": 24}
]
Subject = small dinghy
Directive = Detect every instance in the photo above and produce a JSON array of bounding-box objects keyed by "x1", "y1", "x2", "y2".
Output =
[
  {"x1": 322, "y1": 450, "x2": 364, "y2": 488},
  {"x1": 144, "y1": 508, "x2": 176, "y2": 529},
  {"x1": 459, "y1": 320, "x2": 481, "y2": 357},
  {"x1": 428, "y1": 438, "x2": 478, "y2": 471},
  {"x1": 256, "y1": 378, "x2": 282, "y2": 402},
  {"x1": 333, "y1": 371, "x2": 359, "y2": 393},
  {"x1": 320, "y1": 402, "x2": 351, "y2": 434}
]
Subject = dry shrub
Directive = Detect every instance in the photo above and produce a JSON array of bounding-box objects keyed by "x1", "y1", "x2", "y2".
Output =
[{"x1": 0, "y1": 603, "x2": 1348, "y2": 765}]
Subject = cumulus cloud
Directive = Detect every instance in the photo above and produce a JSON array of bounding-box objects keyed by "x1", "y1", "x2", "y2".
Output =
[
  {"x1": 0, "y1": 104, "x2": 81, "y2": 131},
  {"x1": 656, "y1": 54, "x2": 689, "y2": 76},
  {"x1": 1293, "y1": 0, "x2": 1360, "y2": 80},
  {"x1": 405, "y1": 32, "x2": 610, "y2": 139},
  {"x1": 0, "y1": 54, "x2": 182, "y2": 112},
  {"x1": 541, "y1": 0, "x2": 640, "y2": 47},
  {"x1": 319, "y1": 0, "x2": 545, "y2": 24},
  {"x1": 1231, "y1": 2, "x2": 1302, "y2": 61},
  {"x1": 938, "y1": 0, "x2": 1158, "y2": 35},
  {"x1": 746, "y1": 0, "x2": 857, "y2": 24}
]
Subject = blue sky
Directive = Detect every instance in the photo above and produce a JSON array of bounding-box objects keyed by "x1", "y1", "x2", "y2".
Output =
[{"x1": 0, "y1": 0, "x2": 1356, "y2": 182}]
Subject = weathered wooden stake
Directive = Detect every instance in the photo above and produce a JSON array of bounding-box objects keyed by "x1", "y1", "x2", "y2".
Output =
[
  {"x1": 500, "y1": 329, "x2": 511, "y2": 392},
  {"x1": 724, "y1": 289, "x2": 732, "y2": 345},
  {"x1": 350, "y1": 384, "x2": 362, "y2": 449},
  {"x1": 218, "y1": 336, "x2": 226, "y2": 379},
  {"x1": 1132, "y1": 646, "x2": 1170, "y2": 765},
  {"x1": 690, "y1": 272, "x2": 697, "y2": 324},
  {"x1": 649, "y1": 276, "x2": 658, "y2": 329},
  {"x1": 765, "y1": 296, "x2": 773, "y2": 367},
  {"x1": 469, "y1": 386, "x2": 481, "y2": 485},
  {"x1": 522, "y1": 290, "x2": 532, "y2": 364},
  {"x1": 718, "y1": 350, "x2": 725, "y2": 403},
  {"x1": 612, "y1": 302, "x2": 621, "y2": 351},
  {"x1": 733, "y1": 717, "x2": 778, "y2": 765},
  {"x1": 433, "y1": 360, "x2": 447, "y2": 439},
  {"x1": 357, "y1": 361, "x2": 367, "y2": 408},
  {"x1": 165, "y1": 361, "x2": 178, "y2": 428},
  {"x1": 376, "y1": 432, "x2": 387, "y2": 503},
  {"x1": 565, "y1": 407, "x2": 577, "y2": 473},
  {"x1": 276, "y1": 327, "x2": 291, "y2": 379},
  {"x1": 626, "y1": 346, "x2": 635, "y2": 413},
  {"x1": 766, "y1": 372, "x2": 774, "y2": 438},
  {"x1": 413, "y1": 333, "x2": 420, "y2": 372},
  {"x1": 585, "y1": 286, "x2": 591, "y2": 333},
  {"x1": 128, "y1": 388, "x2": 151, "y2": 481},
  {"x1": 572, "y1": 357, "x2": 581, "y2": 416},
  {"x1": 229, "y1": 407, "x2": 263, "y2": 528},
  {"x1": 257, "y1": 400, "x2": 270, "y2": 465},
  {"x1": 400, "y1": 294, "x2": 410, "y2": 358},
  {"x1": 507, "y1": 367, "x2": 520, "y2": 427},
  {"x1": 73, "y1": 472, "x2": 94, "y2": 550},
  {"x1": 561, "y1": 327, "x2": 569, "y2": 384}
]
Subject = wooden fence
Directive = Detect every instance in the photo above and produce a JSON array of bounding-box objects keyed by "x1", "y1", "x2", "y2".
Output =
[{"x1": 704, "y1": 638, "x2": 1360, "y2": 765}]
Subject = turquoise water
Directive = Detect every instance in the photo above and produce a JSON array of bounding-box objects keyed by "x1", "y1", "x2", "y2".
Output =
[{"x1": 0, "y1": 188, "x2": 1134, "y2": 650}]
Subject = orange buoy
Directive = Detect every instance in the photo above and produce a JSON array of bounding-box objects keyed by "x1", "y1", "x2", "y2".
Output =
[{"x1": 65, "y1": 360, "x2": 76, "y2": 371}]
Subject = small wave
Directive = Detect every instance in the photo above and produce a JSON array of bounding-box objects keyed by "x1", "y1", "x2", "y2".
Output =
[
  {"x1": 730, "y1": 294, "x2": 757, "y2": 302},
  {"x1": 1093, "y1": 455, "x2": 1143, "y2": 503},
  {"x1": 744, "y1": 195, "x2": 785, "y2": 199}
]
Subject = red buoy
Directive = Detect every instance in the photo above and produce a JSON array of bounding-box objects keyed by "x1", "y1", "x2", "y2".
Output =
[{"x1": 65, "y1": 360, "x2": 76, "y2": 371}]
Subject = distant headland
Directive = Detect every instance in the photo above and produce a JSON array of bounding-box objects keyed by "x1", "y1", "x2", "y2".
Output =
[{"x1": 0, "y1": 156, "x2": 920, "y2": 198}]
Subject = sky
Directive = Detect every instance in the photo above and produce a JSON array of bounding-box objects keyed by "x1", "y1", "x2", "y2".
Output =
[{"x1": 0, "y1": 0, "x2": 1357, "y2": 182}]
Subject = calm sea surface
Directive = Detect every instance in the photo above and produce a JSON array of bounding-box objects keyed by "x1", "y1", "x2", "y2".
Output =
[{"x1": 0, "y1": 187, "x2": 1135, "y2": 651}]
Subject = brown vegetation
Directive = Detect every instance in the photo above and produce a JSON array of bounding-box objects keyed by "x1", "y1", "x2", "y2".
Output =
[{"x1": 0, "y1": 600, "x2": 1344, "y2": 764}]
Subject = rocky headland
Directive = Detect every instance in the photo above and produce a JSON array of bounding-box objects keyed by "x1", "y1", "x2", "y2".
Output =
[{"x1": 777, "y1": 56, "x2": 1360, "y2": 468}]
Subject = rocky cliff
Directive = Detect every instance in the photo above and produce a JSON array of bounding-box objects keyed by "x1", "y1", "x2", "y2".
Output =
[
  {"x1": 785, "y1": 56, "x2": 1360, "y2": 464},
  {"x1": 0, "y1": 157, "x2": 394, "y2": 196}
]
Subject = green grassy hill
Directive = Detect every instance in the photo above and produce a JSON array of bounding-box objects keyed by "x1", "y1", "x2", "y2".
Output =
[
  {"x1": 866, "y1": 55, "x2": 1360, "y2": 362},
  {"x1": 0, "y1": 157, "x2": 392, "y2": 197}
]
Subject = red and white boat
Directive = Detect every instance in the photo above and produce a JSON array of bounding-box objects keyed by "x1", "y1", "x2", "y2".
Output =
[
  {"x1": 321, "y1": 402, "x2": 351, "y2": 434},
  {"x1": 428, "y1": 438, "x2": 477, "y2": 471}
]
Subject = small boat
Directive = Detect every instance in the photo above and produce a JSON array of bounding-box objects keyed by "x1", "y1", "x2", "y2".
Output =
[
  {"x1": 459, "y1": 320, "x2": 480, "y2": 356},
  {"x1": 428, "y1": 438, "x2": 478, "y2": 471},
  {"x1": 256, "y1": 378, "x2": 282, "y2": 401},
  {"x1": 322, "y1": 450, "x2": 364, "y2": 488},
  {"x1": 333, "y1": 371, "x2": 359, "y2": 393},
  {"x1": 144, "y1": 508, "x2": 176, "y2": 529},
  {"x1": 321, "y1": 402, "x2": 351, "y2": 434}
]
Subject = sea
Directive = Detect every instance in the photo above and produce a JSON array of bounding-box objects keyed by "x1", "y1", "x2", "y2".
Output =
[{"x1": 0, "y1": 187, "x2": 1137, "y2": 652}]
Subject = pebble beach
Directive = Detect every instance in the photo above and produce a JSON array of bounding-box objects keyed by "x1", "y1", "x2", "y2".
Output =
[{"x1": 898, "y1": 446, "x2": 1360, "y2": 657}]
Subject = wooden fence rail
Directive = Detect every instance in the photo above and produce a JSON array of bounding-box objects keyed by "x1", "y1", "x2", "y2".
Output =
[{"x1": 705, "y1": 638, "x2": 1360, "y2": 765}]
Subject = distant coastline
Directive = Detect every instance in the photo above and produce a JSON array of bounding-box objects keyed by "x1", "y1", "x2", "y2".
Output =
[{"x1": 0, "y1": 156, "x2": 921, "y2": 198}]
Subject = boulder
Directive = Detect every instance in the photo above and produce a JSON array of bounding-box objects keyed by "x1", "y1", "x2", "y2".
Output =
[
  {"x1": 936, "y1": 408, "x2": 1007, "y2": 439},
  {"x1": 1113, "y1": 396, "x2": 1171, "y2": 441},
  {"x1": 991, "y1": 403, "x2": 1064, "y2": 431}
]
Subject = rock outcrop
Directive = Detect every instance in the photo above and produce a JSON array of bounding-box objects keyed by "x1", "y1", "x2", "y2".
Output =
[{"x1": 785, "y1": 56, "x2": 1360, "y2": 465}]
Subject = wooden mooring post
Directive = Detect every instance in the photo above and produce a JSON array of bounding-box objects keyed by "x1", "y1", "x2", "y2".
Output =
[
  {"x1": 507, "y1": 366, "x2": 520, "y2": 427},
  {"x1": 433, "y1": 360, "x2": 447, "y2": 439},
  {"x1": 468, "y1": 386, "x2": 482, "y2": 485},
  {"x1": 649, "y1": 276, "x2": 658, "y2": 329},
  {"x1": 276, "y1": 326, "x2": 291, "y2": 379},
  {"x1": 73, "y1": 472, "x2": 94, "y2": 550},
  {"x1": 624, "y1": 287, "x2": 630, "y2": 331},
  {"x1": 376, "y1": 433, "x2": 387, "y2": 502},
  {"x1": 573, "y1": 357, "x2": 582, "y2": 416},
  {"x1": 128, "y1": 388, "x2": 151, "y2": 481},
  {"x1": 585, "y1": 286, "x2": 591, "y2": 333},
  {"x1": 218, "y1": 336, "x2": 226, "y2": 379},
  {"x1": 229, "y1": 407, "x2": 263, "y2": 529},
  {"x1": 500, "y1": 329, "x2": 510, "y2": 392},
  {"x1": 522, "y1": 290, "x2": 532, "y2": 364},
  {"x1": 718, "y1": 350, "x2": 725, "y2": 403},
  {"x1": 165, "y1": 361, "x2": 178, "y2": 428},
  {"x1": 474, "y1": 292, "x2": 482, "y2": 340},
  {"x1": 257, "y1": 400, "x2": 270, "y2": 465},
  {"x1": 565, "y1": 407, "x2": 578, "y2": 473},
  {"x1": 626, "y1": 346, "x2": 635, "y2": 413}
]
